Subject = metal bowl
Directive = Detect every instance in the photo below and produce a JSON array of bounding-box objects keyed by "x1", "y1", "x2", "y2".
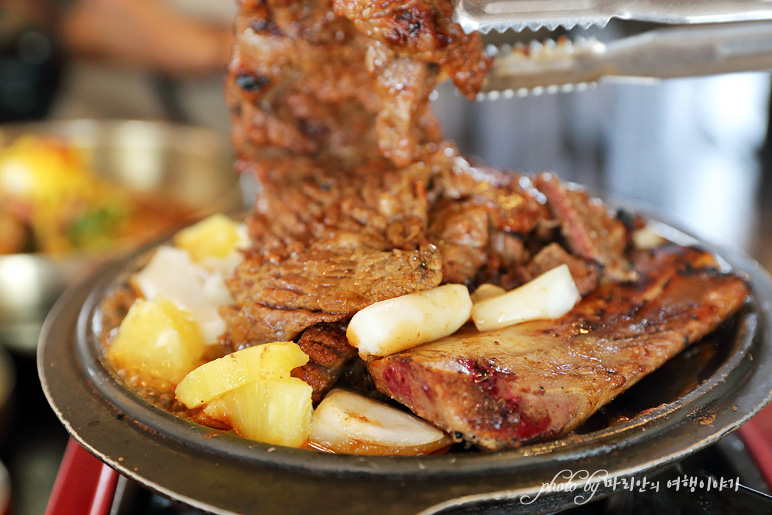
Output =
[
  {"x1": 0, "y1": 119, "x2": 241, "y2": 353},
  {"x1": 37, "y1": 216, "x2": 772, "y2": 514}
]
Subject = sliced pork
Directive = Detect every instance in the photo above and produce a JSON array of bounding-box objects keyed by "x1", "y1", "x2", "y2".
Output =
[{"x1": 368, "y1": 245, "x2": 749, "y2": 449}]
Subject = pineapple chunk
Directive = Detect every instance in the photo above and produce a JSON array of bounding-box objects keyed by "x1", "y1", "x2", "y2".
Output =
[
  {"x1": 309, "y1": 390, "x2": 452, "y2": 456},
  {"x1": 201, "y1": 397, "x2": 227, "y2": 421},
  {"x1": 209, "y1": 378, "x2": 313, "y2": 448},
  {"x1": 174, "y1": 214, "x2": 243, "y2": 262},
  {"x1": 175, "y1": 342, "x2": 309, "y2": 409},
  {"x1": 107, "y1": 297, "x2": 205, "y2": 384}
]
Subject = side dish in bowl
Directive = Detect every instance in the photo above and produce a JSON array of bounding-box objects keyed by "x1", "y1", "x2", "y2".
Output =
[
  {"x1": 0, "y1": 120, "x2": 238, "y2": 352},
  {"x1": 0, "y1": 135, "x2": 192, "y2": 255}
]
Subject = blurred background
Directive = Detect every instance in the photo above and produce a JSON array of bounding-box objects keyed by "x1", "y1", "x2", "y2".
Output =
[{"x1": 0, "y1": 0, "x2": 770, "y2": 514}]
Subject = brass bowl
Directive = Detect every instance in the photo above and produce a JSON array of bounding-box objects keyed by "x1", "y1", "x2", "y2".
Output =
[{"x1": 0, "y1": 119, "x2": 241, "y2": 353}]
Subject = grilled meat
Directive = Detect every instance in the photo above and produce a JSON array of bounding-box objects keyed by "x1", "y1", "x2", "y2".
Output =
[
  {"x1": 225, "y1": 153, "x2": 556, "y2": 350},
  {"x1": 229, "y1": 0, "x2": 487, "y2": 168},
  {"x1": 219, "y1": 303, "x2": 346, "y2": 351},
  {"x1": 367, "y1": 245, "x2": 749, "y2": 449},
  {"x1": 223, "y1": 0, "x2": 750, "y2": 446},
  {"x1": 522, "y1": 243, "x2": 601, "y2": 296},
  {"x1": 291, "y1": 324, "x2": 358, "y2": 402},
  {"x1": 231, "y1": 245, "x2": 443, "y2": 325},
  {"x1": 534, "y1": 173, "x2": 637, "y2": 282},
  {"x1": 332, "y1": 0, "x2": 490, "y2": 165},
  {"x1": 332, "y1": 0, "x2": 490, "y2": 98}
]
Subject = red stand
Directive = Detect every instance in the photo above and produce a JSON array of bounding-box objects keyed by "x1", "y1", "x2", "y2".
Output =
[
  {"x1": 740, "y1": 402, "x2": 772, "y2": 489},
  {"x1": 44, "y1": 439, "x2": 118, "y2": 515}
]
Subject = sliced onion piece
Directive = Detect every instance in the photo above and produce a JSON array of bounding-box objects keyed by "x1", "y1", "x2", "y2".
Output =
[
  {"x1": 309, "y1": 390, "x2": 452, "y2": 456},
  {"x1": 471, "y1": 264, "x2": 580, "y2": 332},
  {"x1": 347, "y1": 284, "x2": 472, "y2": 357},
  {"x1": 133, "y1": 246, "x2": 233, "y2": 344}
]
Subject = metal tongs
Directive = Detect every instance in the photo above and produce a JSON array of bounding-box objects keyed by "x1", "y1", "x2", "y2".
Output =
[{"x1": 453, "y1": 0, "x2": 772, "y2": 97}]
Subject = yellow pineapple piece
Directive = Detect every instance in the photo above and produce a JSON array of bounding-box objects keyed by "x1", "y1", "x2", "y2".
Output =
[
  {"x1": 202, "y1": 397, "x2": 227, "y2": 421},
  {"x1": 175, "y1": 342, "x2": 309, "y2": 409},
  {"x1": 107, "y1": 297, "x2": 205, "y2": 385},
  {"x1": 211, "y1": 378, "x2": 313, "y2": 448},
  {"x1": 174, "y1": 214, "x2": 242, "y2": 262}
]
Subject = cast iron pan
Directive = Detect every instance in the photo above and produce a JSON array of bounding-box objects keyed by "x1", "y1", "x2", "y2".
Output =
[{"x1": 38, "y1": 218, "x2": 772, "y2": 515}]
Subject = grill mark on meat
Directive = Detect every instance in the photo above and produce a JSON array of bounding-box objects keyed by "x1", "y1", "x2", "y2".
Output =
[
  {"x1": 291, "y1": 324, "x2": 357, "y2": 402},
  {"x1": 534, "y1": 173, "x2": 637, "y2": 283},
  {"x1": 220, "y1": 303, "x2": 346, "y2": 349},
  {"x1": 367, "y1": 245, "x2": 749, "y2": 449},
  {"x1": 522, "y1": 243, "x2": 601, "y2": 296},
  {"x1": 229, "y1": 245, "x2": 443, "y2": 315},
  {"x1": 223, "y1": 0, "x2": 742, "y2": 435},
  {"x1": 332, "y1": 0, "x2": 490, "y2": 99}
]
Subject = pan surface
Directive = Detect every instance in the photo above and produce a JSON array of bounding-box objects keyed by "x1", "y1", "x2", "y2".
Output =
[{"x1": 38, "y1": 218, "x2": 772, "y2": 515}]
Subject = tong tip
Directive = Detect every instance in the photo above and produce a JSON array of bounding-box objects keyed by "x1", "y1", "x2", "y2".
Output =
[
  {"x1": 458, "y1": 15, "x2": 610, "y2": 35},
  {"x1": 475, "y1": 81, "x2": 599, "y2": 101}
]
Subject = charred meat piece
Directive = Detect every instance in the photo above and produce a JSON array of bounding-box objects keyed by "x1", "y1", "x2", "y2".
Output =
[
  {"x1": 244, "y1": 157, "x2": 433, "y2": 257},
  {"x1": 429, "y1": 201, "x2": 490, "y2": 284},
  {"x1": 219, "y1": 303, "x2": 347, "y2": 351},
  {"x1": 534, "y1": 173, "x2": 636, "y2": 283},
  {"x1": 428, "y1": 162, "x2": 549, "y2": 233},
  {"x1": 228, "y1": 0, "x2": 382, "y2": 164},
  {"x1": 331, "y1": 0, "x2": 489, "y2": 166},
  {"x1": 426, "y1": 163, "x2": 549, "y2": 286},
  {"x1": 332, "y1": 0, "x2": 490, "y2": 98},
  {"x1": 227, "y1": 152, "x2": 551, "y2": 349},
  {"x1": 291, "y1": 324, "x2": 358, "y2": 403},
  {"x1": 230, "y1": 0, "x2": 488, "y2": 169},
  {"x1": 522, "y1": 243, "x2": 601, "y2": 296},
  {"x1": 367, "y1": 43, "x2": 442, "y2": 167},
  {"x1": 367, "y1": 245, "x2": 749, "y2": 450},
  {"x1": 230, "y1": 245, "x2": 443, "y2": 319}
]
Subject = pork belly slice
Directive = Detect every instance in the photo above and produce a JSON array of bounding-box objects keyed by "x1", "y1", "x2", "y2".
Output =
[{"x1": 367, "y1": 245, "x2": 749, "y2": 450}]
